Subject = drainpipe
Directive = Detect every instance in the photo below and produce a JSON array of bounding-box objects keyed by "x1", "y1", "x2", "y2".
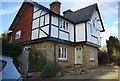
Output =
[{"x1": 54, "y1": 38, "x2": 59, "y2": 66}]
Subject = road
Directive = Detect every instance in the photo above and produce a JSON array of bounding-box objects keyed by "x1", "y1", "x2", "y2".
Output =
[{"x1": 58, "y1": 65, "x2": 118, "y2": 79}]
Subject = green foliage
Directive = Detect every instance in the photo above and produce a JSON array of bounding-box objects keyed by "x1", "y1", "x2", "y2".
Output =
[
  {"x1": 58, "y1": 65, "x2": 72, "y2": 71},
  {"x1": 106, "y1": 36, "x2": 120, "y2": 62},
  {"x1": 0, "y1": 32, "x2": 7, "y2": 39},
  {"x1": 2, "y1": 40, "x2": 22, "y2": 66},
  {"x1": 28, "y1": 47, "x2": 47, "y2": 72},
  {"x1": 34, "y1": 58, "x2": 46, "y2": 72},
  {"x1": 41, "y1": 62, "x2": 58, "y2": 78}
]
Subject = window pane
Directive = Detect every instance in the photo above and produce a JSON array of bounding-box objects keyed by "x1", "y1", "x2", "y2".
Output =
[
  {"x1": 15, "y1": 31, "x2": 21, "y2": 39},
  {"x1": 66, "y1": 22, "x2": 68, "y2": 31},
  {"x1": 64, "y1": 48, "x2": 66, "y2": 58},
  {"x1": 59, "y1": 47, "x2": 61, "y2": 58},
  {"x1": 60, "y1": 20, "x2": 62, "y2": 28},
  {"x1": 63, "y1": 21, "x2": 65, "y2": 30}
]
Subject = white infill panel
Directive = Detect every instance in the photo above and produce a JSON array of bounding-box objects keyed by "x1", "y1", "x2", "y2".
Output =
[
  {"x1": 45, "y1": 14, "x2": 49, "y2": 25},
  {"x1": 59, "y1": 31, "x2": 68, "y2": 40},
  {"x1": 51, "y1": 16, "x2": 58, "y2": 26},
  {"x1": 33, "y1": 6, "x2": 39, "y2": 12},
  {"x1": 31, "y1": 29, "x2": 38, "y2": 40},
  {"x1": 69, "y1": 23, "x2": 74, "y2": 42},
  {"x1": 76, "y1": 23, "x2": 85, "y2": 42},
  {"x1": 33, "y1": 10, "x2": 42, "y2": 19},
  {"x1": 39, "y1": 30, "x2": 47, "y2": 38},
  {"x1": 41, "y1": 10, "x2": 47, "y2": 16},
  {"x1": 40, "y1": 16, "x2": 44, "y2": 26},
  {"x1": 51, "y1": 26, "x2": 58, "y2": 38},
  {"x1": 92, "y1": 36, "x2": 98, "y2": 44},
  {"x1": 41, "y1": 26, "x2": 49, "y2": 35},
  {"x1": 32, "y1": 18, "x2": 39, "y2": 29}
]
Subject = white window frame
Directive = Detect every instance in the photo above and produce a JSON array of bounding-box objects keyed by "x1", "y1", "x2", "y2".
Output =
[
  {"x1": 58, "y1": 47, "x2": 67, "y2": 60},
  {"x1": 59, "y1": 19, "x2": 69, "y2": 31},
  {"x1": 15, "y1": 30, "x2": 21, "y2": 40},
  {"x1": 89, "y1": 49, "x2": 95, "y2": 60}
]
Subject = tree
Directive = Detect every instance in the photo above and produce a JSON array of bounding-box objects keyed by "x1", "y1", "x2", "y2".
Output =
[
  {"x1": 106, "y1": 36, "x2": 120, "y2": 63},
  {"x1": 0, "y1": 32, "x2": 8, "y2": 41},
  {"x1": 2, "y1": 40, "x2": 22, "y2": 66}
]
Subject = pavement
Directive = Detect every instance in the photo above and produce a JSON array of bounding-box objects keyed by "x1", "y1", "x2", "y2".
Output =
[{"x1": 57, "y1": 65, "x2": 118, "y2": 79}]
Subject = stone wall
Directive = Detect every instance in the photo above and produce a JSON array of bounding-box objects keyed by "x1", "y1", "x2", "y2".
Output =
[
  {"x1": 75, "y1": 44, "x2": 98, "y2": 68},
  {"x1": 22, "y1": 41, "x2": 98, "y2": 68}
]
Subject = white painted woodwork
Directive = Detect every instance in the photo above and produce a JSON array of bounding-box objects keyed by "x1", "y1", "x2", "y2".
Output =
[
  {"x1": 45, "y1": 14, "x2": 49, "y2": 25},
  {"x1": 59, "y1": 31, "x2": 68, "y2": 40},
  {"x1": 33, "y1": 10, "x2": 42, "y2": 19},
  {"x1": 51, "y1": 26, "x2": 58, "y2": 38},
  {"x1": 32, "y1": 18, "x2": 39, "y2": 29},
  {"x1": 41, "y1": 10, "x2": 47, "y2": 16},
  {"x1": 40, "y1": 16, "x2": 44, "y2": 26},
  {"x1": 69, "y1": 23, "x2": 74, "y2": 42},
  {"x1": 41, "y1": 25, "x2": 49, "y2": 35},
  {"x1": 33, "y1": 6, "x2": 39, "y2": 12},
  {"x1": 39, "y1": 30, "x2": 47, "y2": 38},
  {"x1": 31, "y1": 29, "x2": 38, "y2": 40},
  {"x1": 86, "y1": 10, "x2": 102, "y2": 45},
  {"x1": 32, "y1": 6, "x2": 103, "y2": 46},
  {"x1": 76, "y1": 23, "x2": 85, "y2": 42},
  {"x1": 51, "y1": 16, "x2": 58, "y2": 26},
  {"x1": 32, "y1": 6, "x2": 50, "y2": 40}
]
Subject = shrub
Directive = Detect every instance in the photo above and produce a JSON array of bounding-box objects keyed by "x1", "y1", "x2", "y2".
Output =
[
  {"x1": 34, "y1": 58, "x2": 46, "y2": 72},
  {"x1": 28, "y1": 47, "x2": 47, "y2": 72},
  {"x1": 2, "y1": 40, "x2": 22, "y2": 66},
  {"x1": 41, "y1": 62, "x2": 58, "y2": 78}
]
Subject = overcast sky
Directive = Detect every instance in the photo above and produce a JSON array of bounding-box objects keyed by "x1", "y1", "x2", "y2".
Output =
[{"x1": 1, "y1": 0, "x2": 119, "y2": 47}]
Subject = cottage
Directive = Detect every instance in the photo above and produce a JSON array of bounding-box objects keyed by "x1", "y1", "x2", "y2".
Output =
[{"x1": 8, "y1": 0, "x2": 105, "y2": 72}]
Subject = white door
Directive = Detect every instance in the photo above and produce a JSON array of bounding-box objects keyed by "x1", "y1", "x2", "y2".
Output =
[{"x1": 75, "y1": 47, "x2": 82, "y2": 64}]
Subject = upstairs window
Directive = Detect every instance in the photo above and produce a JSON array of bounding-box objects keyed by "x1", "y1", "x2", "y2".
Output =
[
  {"x1": 59, "y1": 19, "x2": 69, "y2": 31},
  {"x1": 66, "y1": 22, "x2": 68, "y2": 31},
  {"x1": 63, "y1": 21, "x2": 65, "y2": 30},
  {"x1": 15, "y1": 30, "x2": 21, "y2": 40},
  {"x1": 59, "y1": 47, "x2": 67, "y2": 60},
  {"x1": 60, "y1": 19, "x2": 62, "y2": 28}
]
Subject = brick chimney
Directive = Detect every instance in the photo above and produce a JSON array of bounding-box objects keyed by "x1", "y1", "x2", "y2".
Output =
[
  {"x1": 63, "y1": 9, "x2": 73, "y2": 16},
  {"x1": 50, "y1": 0, "x2": 61, "y2": 14}
]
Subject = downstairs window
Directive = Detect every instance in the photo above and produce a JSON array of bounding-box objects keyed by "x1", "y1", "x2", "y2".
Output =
[{"x1": 59, "y1": 47, "x2": 67, "y2": 60}]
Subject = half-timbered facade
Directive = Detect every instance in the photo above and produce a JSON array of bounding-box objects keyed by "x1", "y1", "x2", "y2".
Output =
[{"x1": 8, "y1": 0, "x2": 105, "y2": 72}]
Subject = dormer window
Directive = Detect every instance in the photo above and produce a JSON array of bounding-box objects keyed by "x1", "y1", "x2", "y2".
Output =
[{"x1": 15, "y1": 30, "x2": 21, "y2": 40}]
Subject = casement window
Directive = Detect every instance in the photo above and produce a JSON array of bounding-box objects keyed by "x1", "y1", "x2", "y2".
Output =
[
  {"x1": 15, "y1": 30, "x2": 21, "y2": 40},
  {"x1": 59, "y1": 47, "x2": 67, "y2": 60},
  {"x1": 66, "y1": 22, "x2": 68, "y2": 31},
  {"x1": 63, "y1": 21, "x2": 65, "y2": 30},
  {"x1": 60, "y1": 19, "x2": 62, "y2": 28},
  {"x1": 59, "y1": 19, "x2": 69, "y2": 31},
  {"x1": 89, "y1": 49, "x2": 95, "y2": 60}
]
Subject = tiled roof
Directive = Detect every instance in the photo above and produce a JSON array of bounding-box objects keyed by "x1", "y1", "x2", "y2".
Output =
[{"x1": 64, "y1": 4, "x2": 97, "y2": 24}]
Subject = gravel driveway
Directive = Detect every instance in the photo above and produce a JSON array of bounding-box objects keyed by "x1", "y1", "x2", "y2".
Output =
[{"x1": 57, "y1": 65, "x2": 118, "y2": 79}]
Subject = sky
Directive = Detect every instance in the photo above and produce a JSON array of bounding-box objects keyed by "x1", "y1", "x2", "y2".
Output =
[{"x1": 0, "y1": 0, "x2": 119, "y2": 47}]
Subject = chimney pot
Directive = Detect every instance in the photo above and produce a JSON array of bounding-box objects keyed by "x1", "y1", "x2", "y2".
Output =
[
  {"x1": 63, "y1": 9, "x2": 73, "y2": 16},
  {"x1": 50, "y1": 1, "x2": 61, "y2": 14}
]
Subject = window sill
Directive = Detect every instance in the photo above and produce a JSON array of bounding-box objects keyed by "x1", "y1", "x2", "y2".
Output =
[{"x1": 58, "y1": 58, "x2": 68, "y2": 62}]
